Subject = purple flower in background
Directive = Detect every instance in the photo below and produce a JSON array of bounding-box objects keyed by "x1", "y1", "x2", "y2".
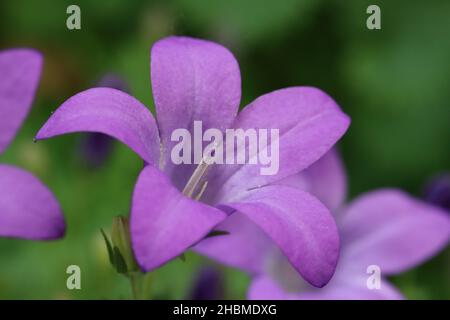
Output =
[
  {"x1": 36, "y1": 36, "x2": 350, "y2": 287},
  {"x1": 423, "y1": 174, "x2": 450, "y2": 212},
  {"x1": 78, "y1": 73, "x2": 130, "y2": 168},
  {"x1": 0, "y1": 49, "x2": 65, "y2": 240},
  {"x1": 209, "y1": 151, "x2": 450, "y2": 299},
  {"x1": 96, "y1": 73, "x2": 130, "y2": 93},
  {"x1": 189, "y1": 266, "x2": 224, "y2": 300},
  {"x1": 79, "y1": 131, "x2": 114, "y2": 168}
]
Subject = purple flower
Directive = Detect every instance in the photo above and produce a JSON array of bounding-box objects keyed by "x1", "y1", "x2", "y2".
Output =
[
  {"x1": 207, "y1": 151, "x2": 450, "y2": 299},
  {"x1": 36, "y1": 37, "x2": 350, "y2": 287},
  {"x1": 0, "y1": 49, "x2": 65, "y2": 240},
  {"x1": 78, "y1": 74, "x2": 130, "y2": 168}
]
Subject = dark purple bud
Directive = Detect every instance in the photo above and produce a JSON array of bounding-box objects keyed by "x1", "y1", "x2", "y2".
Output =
[
  {"x1": 189, "y1": 267, "x2": 224, "y2": 300},
  {"x1": 79, "y1": 133, "x2": 114, "y2": 168},
  {"x1": 423, "y1": 173, "x2": 450, "y2": 212},
  {"x1": 78, "y1": 73, "x2": 129, "y2": 168},
  {"x1": 96, "y1": 73, "x2": 130, "y2": 93}
]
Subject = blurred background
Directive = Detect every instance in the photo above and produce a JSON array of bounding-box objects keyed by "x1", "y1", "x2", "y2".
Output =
[{"x1": 0, "y1": 0, "x2": 449, "y2": 299}]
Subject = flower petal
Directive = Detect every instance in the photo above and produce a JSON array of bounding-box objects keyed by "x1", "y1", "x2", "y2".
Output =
[
  {"x1": 151, "y1": 36, "x2": 241, "y2": 188},
  {"x1": 311, "y1": 263, "x2": 405, "y2": 300},
  {"x1": 194, "y1": 212, "x2": 274, "y2": 274},
  {"x1": 0, "y1": 49, "x2": 42, "y2": 154},
  {"x1": 248, "y1": 276, "x2": 290, "y2": 300},
  {"x1": 195, "y1": 150, "x2": 346, "y2": 277},
  {"x1": 248, "y1": 249, "x2": 405, "y2": 300},
  {"x1": 296, "y1": 281, "x2": 404, "y2": 300},
  {"x1": 0, "y1": 164, "x2": 65, "y2": 240},
  {"x1": 206, "y1": 87, "x2": 350, "y2": 204},
  {"x1": 248, "y1": 274, "x2": 403, "y2": 300},
  {"x1": 278, "y1": 149, "x2": 347, "y2": 211},
  {"x1": 298, "y1": 257, "x2": 405, "y2": 300},
  {"x1": 35, "y1": 88, "x2": 160, "y2": 165},
  {"x1": 340, "y1": 189, "x2": 450, "y2": 275},
  {"x1": 130, "y1": 165, "x2": 227, "y2": 272},
  {"x1": 201, "y1": 185, "x2": 340, "y2": 287}
]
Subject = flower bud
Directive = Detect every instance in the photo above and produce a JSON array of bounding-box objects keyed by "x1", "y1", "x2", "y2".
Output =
[{"x1": 111, "y1": 216, "x2": 139, "y2": 273}]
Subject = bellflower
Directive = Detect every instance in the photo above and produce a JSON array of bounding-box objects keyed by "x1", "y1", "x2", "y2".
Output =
[
  {"x1": 36, "y1": 36, "x2": 350, "y2": 287},
  {"x1": 0, "y1": 49, "x2": 65, "y2": 240},
  {"x1": 201, "y1": 150, "x2": 450, "y2": 299}
]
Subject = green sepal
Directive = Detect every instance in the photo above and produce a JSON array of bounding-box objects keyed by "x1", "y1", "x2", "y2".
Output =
[
  {"x1": 113, "y1": 246, "x2": 128, "y2": 274},
  {"x1": 100, "y1": 228, "x2": 115, "y2": 266}
]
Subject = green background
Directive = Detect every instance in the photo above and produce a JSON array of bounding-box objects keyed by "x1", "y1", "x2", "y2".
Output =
[{"x1": 0, "y1": 0, "x2": 448, "y2": 299}]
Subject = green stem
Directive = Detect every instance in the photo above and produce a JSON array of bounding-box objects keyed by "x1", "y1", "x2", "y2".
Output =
[
  {"x1": 129, "y1": 273, "x2": 140, "y2": 300},
  {"x1": 129, "y1": 272, "x2": 152, "y2": 300},
  {"x1": 142, "y1": 272, "x2": 153, "y2": 299}
]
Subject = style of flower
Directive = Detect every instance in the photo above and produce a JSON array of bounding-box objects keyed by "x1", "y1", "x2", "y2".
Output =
[
  {"x1": 200, "y1": 150, "x2": 450, "y2": 299},
  {"x1": 36, "y1": 37, "x2": 350, "y2": 287},
  {"x1": 0, "y1": 49, "x2": 65, "y2": 240}
]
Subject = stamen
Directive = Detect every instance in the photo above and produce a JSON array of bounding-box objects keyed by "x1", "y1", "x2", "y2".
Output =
[
  {"x1": 194, "y1": 181, "x2": 209, "y2": 201},
  {"x1": 182, "y1": 157, "x2": 210, "y2": 198},
  {"x1": 182, "y1": 140, "x2": 220, "y2": 199}
]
